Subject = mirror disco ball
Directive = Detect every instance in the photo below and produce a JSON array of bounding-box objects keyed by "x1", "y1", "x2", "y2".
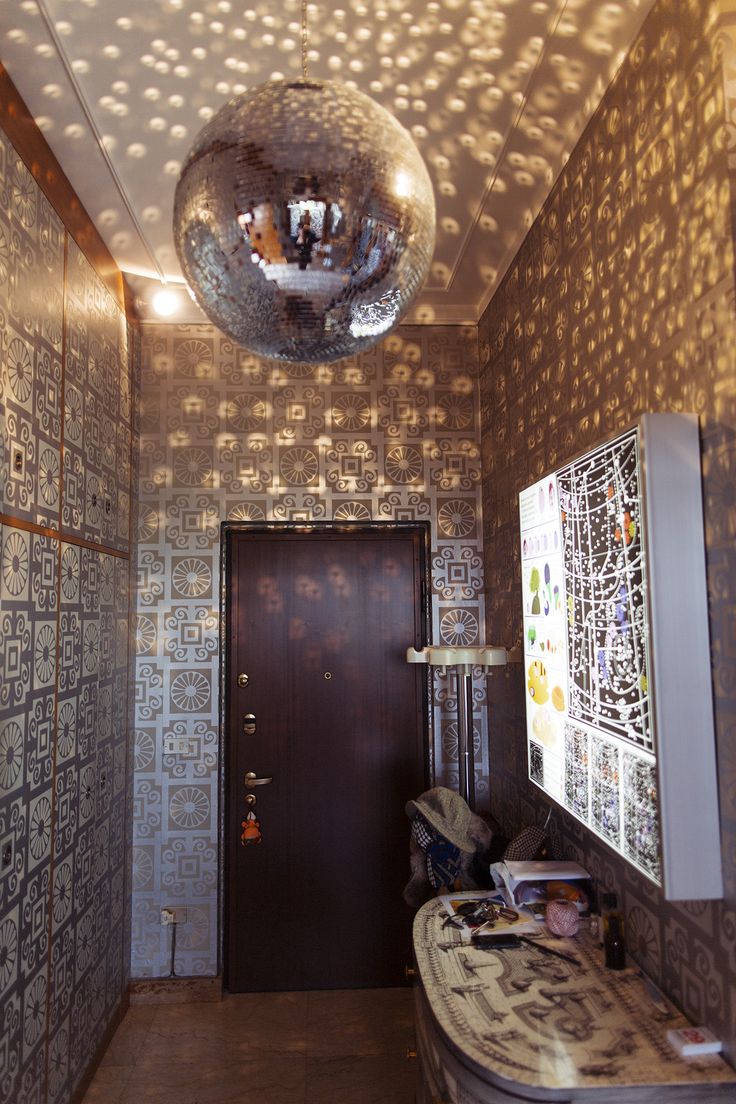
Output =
[{"x1": 173, "y1": 78, "x2": 435, "y2": 364}]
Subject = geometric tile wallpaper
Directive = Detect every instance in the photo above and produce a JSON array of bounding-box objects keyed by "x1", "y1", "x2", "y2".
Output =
[
  {"x1": 132, "y1": 322, "x2": 487, "y2": 977},
  {"x1": 479, "y1": 0, "x2": 736, "y2": 1061},
  {"x1": 0, "y1": 123, "x2": 134, "y2": 1103}
]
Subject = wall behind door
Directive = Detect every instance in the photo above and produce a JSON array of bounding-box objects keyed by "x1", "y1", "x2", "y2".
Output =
[{"x1": 132, "y1": 323, "x2": 488, "y2": 978}]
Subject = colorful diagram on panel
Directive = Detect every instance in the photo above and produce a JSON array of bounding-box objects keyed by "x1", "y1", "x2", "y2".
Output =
[{"x1": 519, "y1": 428, "x2": 660, "y2": 884}]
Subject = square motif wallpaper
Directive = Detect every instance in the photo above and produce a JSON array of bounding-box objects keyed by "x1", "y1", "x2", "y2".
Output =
[
  {"x1": 132, "y1": 323, "x2": 487, "y2": 977},
  {"x1": 0, "y1": 126, "x2": 135, "y2": 1103},
  {"x1": 479, "y1": 0, "x2": 736, "y2": 1058}
]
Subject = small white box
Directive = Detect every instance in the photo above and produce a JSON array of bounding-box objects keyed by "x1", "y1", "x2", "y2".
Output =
[{"x1": 666, "y1": 1026, "x2": 722, "y2": 1057}]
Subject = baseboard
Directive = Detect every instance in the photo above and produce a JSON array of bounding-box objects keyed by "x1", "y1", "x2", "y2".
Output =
[{"x1": 128, "y1": 975, "x2": 223, "y2": 1004}]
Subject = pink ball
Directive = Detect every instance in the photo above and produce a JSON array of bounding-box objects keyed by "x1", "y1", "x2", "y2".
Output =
[{"x1": 546, "y1": 899, "x2": 580, "y2": 937}]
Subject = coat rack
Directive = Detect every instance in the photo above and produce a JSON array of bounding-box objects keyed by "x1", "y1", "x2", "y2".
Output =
[{"x1": 406, "y1": 645, "x2": 513, "y2": 811}]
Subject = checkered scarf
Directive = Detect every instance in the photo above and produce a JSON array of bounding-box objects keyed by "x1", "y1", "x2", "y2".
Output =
[{"x1": 411, "y1": 813, "x2": 462, "y2": 890}]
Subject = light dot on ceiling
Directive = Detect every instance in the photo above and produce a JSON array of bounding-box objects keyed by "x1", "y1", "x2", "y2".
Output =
[{"x1": 98, "y1": 208, "x2": 119, "y2": 226}]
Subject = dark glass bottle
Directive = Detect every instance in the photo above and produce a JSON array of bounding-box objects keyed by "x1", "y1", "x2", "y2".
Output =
[{"x1": 604, "y1": 901, "x2": 625, "y2": 970}]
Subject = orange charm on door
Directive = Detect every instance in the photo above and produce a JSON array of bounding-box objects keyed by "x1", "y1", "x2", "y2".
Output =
[{"x1": 241, "y1": 811, "x2": 263, "y2": 845}]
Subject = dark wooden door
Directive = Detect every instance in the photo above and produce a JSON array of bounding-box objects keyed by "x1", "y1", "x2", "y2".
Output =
[{"x1": 224, "y1": 524, "x2": 428, "y2": 992}]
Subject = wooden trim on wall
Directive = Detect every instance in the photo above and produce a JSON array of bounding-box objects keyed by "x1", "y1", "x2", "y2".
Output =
[{"x1": 0, "y1": 63, "x2": 127, "y2": 313}]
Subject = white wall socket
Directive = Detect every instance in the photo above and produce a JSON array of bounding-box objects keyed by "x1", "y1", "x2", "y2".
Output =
[
  {"x1": 163, "y1": 736, "x2": 196, "y2": 756},
  {"x1": 160, "y1": 906, "x2": 188, "y2": 925}
]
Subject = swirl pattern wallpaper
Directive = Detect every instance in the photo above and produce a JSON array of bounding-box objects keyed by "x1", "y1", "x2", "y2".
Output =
[{"x1": 1, "y1": 1, "x2": 736, "y2": 1101}]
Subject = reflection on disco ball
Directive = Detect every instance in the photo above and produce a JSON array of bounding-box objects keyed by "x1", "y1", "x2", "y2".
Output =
[{"x1": 173, "y1": 78, "x2": 435, "y2": 364}]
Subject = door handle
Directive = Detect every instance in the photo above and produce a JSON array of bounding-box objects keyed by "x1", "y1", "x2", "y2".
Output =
[{"x1": 244, "y1": 771, "x2": 273, "y2": 787}]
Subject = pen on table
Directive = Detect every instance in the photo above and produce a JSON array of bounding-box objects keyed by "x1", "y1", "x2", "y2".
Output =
[{"x1": 518, "y1": 935, "x2": 581, "y2": 967}]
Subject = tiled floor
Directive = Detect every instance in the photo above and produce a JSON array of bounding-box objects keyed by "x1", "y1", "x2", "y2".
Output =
[{"x1": 81, "y1": 987, "x2": 417, "y2": 1103}]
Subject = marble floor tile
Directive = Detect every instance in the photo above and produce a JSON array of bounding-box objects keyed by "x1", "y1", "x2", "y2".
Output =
[
  {"x1": 100, "y1": 1006, "x2": 158, "y2": 1068},
  {"x1": 117, "y1": 1056, "x2": 307, "y2": 1104},
  {"x1": 305, "y1": 987, "x2": 415, "y2": 1058},
  {"x1": 143, "y1": 991, "x2": 310, "y2": 1057},
  {"x1": 81, "y1": 986, "x2": 415, "y2": 1104},
  {"x1": 305, "y1": 1054, "x2": 417, "y2": 1103},
  {"x1": 78, "y1": 1063, "x2": 133, "y2": 1103}
]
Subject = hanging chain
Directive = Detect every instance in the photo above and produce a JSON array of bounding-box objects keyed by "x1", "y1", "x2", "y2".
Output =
[{"x1": 301, "y1": 0, "x2": 309, "y2": 79}]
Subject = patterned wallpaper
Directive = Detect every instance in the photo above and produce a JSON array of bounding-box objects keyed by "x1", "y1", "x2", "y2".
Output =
[
  {"x1": 132, "y1": 323, "x2": 487, "y2": 977},
  {"x1": 0, "y1": 127, "x2": 134, "y2": 1102},
  {"x1": 479, "y1": 0, "x2": 736, "y2": 1057}
]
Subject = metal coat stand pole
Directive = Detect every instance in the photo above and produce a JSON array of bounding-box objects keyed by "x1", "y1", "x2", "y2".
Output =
[{"x1": 406, "y1": 645, "x2": 509, "y2": 811}]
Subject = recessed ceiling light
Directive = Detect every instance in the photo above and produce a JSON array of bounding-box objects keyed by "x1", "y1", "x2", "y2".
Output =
[{"x1": 152, "y1": 288, "x2": 180, "y2": 317}]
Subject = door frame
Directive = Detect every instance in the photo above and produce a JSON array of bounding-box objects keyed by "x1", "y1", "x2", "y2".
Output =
[{"x1": 217, "y1": 519, "x2": 433, "y2": 979}]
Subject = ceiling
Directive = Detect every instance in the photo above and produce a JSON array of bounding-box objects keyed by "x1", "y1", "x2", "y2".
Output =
[{"x1": 1, "y1": 0, "x2": 654, "y2": 325}]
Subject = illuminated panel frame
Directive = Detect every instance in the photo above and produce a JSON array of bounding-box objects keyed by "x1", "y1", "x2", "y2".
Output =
[{"x1": 519, "y1": 413, "x2": 722, "y2": 901}]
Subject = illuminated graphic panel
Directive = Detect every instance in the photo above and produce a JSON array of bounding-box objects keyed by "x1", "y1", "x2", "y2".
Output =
[{"x1": 520, "y1": 427, "x2": 659, "y2": 883}]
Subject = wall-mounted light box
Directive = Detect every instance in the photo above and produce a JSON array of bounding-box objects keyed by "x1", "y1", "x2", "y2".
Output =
[{"x1": 518, "y1": 413, "x2": 722, "y2": 901}]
